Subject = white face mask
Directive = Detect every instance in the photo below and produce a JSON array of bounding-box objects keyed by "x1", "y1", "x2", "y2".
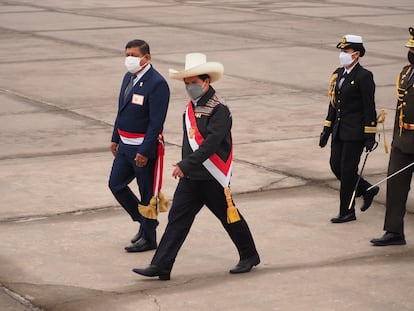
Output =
[
  {"x1": 125, "y1": 56, "x2": 145, "y2": 73},
  {"x1": 339, "y1": 51, "x2": 356, "y2": 67}
]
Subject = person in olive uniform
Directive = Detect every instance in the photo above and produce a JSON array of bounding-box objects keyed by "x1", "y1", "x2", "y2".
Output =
[
  {"x1": 371, "y1": 27, "x2": 414, "y2": 246},
  {"x1": 319, "y1": 35, "x2": 379, "y2": 223},
  {"x1": 132, "y1": 53, "x2": 260, "y2": 280}
]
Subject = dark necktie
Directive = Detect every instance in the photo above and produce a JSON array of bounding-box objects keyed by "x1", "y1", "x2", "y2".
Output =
[
  {"x1": 123, "y1": 75, "x2": 136, "y2": 102},
  {"x1": 338, "y1": 72, "x2": 347, "y2": 88}
]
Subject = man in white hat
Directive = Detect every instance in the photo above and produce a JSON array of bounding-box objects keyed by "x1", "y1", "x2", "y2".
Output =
[
  {"x1": 319, "y1": 35, "x2": 378, "y2": 223},
  {"x1": 371, "y1": 27, "x2": 414, "y2": 246},
  {"x1": 132, "y1": 53, "x2": 260, "y2": 280}
]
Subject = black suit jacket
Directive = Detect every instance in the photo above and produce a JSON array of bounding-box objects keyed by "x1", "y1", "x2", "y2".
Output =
[
  {"x1": 178, "y1": 86, "x2": 232, "y2": 180},
  {"x1": 324, "y1": 63, "x2": 377, "y2": 142}
]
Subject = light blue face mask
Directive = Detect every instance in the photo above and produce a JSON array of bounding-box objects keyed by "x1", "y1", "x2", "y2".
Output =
[{"x1": 186, "y1": 82, "x2": 205, "y2": 99}]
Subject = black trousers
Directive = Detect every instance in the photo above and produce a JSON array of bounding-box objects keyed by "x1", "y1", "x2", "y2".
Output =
[
  {"x1": 151, "y1": 178, "x2": 258, "y2": 271},
  {"x1": 330, "y1": 139, "x2": 372, "y2": 216},
  {"x1": 384, "y1": 146, "x2": 414, "y2": 235}
]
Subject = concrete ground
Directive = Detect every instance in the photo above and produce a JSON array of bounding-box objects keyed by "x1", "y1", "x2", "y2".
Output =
[{"x1": 1, "y1": 0, "x2": 414, "y2": 310}]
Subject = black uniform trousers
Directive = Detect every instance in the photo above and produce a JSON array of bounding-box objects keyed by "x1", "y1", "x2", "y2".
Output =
[
  {"x1": 330, "y1": 139, "x2": 372, "y2": 216},
  {"x1": 108, "y1": 142, "x2": 158, "y2": 244},
  {"x1": 384, "y1": 146, "x2": 414, "y2": 235},
  {"x1": 151, "y1": 178, "x2": 258, "y2": 272}
]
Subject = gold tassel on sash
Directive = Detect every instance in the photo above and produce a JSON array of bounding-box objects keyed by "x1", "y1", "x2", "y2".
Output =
[
  {"x1": 224, "y1": 187, "x2": 240, "y2": 224},
  {"x1": 138, "y1": 191, "x2": 169, "y2": 220},
  {"x1": 377, "y1": 108, "x2": 389, "y2": 154},
  {"x1": 158, "y1": 191, "x2": 169, "y2": 212},
  {"x1": 137, "y1": 135, "x2": 169, "y2": 220}
]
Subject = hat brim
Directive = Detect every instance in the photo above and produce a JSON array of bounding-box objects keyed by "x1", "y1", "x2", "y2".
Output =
[
  {"x1": 169, "y1": 62, "x2": 224, "y2": 83},
  {"x1": 336, "y1": 42, "x2": 365, "y2": 57},
  {"x1": 406, "y1": 27, "x2": 414, "y2": 47},
  {"x1": 336, "y1": 42, "x2": 352, "y2": 49},
  {"x1": 405, "y1": 39, "x2": 414, "y2": 48}
]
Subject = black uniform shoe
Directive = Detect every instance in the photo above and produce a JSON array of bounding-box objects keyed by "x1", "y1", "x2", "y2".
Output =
[
  {"x1": 124, "y1": 238, "x2": 157, "y2": 253},
  {"x1": 229, "y1": 253, "x2": 260, "y2": 274},
  {"x1": 370, "y1": 232, "x2": 406, "y2": 246},
  {"x1": 330, "y1": 213, "x2": 356, "y2": 223},
  {"x1": 361, "y1": 186, "x2": 379, "y2": 211},
  {"x1": 131, "y1": 220, "x2": 159, "y2": 243},
  {"x1": 130, "y1": 227, "x2": 143, "y2": 244},
  {"x1": 132, "y1": 265, "x2": 170, "y2": 280}
]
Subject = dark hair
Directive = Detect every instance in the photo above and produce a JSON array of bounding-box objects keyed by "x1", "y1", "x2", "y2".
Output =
[
  {"x1": 198, "y1": 74, "x2": 210, "y2": 81},
  {"x1": 125, "y1": 39, "x2": 150, "y2": 55},
  {"x1": 348, "y1": 43, "x2": 365, "y2": 57}
]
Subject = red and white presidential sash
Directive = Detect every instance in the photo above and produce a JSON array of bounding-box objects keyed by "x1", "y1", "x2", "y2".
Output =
[
  {"x1": 118, "y1": 129, "x2": 145, "y2": 145},
  {"x1": 185, "y1": 101, "x2": 233, "y2": 188},
  {"x1": 118, "y1": 128, "x2": 164, "y2": 199}
]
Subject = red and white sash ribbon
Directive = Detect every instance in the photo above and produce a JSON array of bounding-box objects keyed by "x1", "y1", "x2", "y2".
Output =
[
  {"x1": 118, "y1": 129, "x2": 145, "y2": 145},
  {"x1": 153, "y1": 134, "x2": 164, "y2": 197},
  {"x1": 185, "y1": 101, "x2": 233, "y2": 188},
  {"x1": 118, "y1": 128, "x2": 164, "y2": 197}
]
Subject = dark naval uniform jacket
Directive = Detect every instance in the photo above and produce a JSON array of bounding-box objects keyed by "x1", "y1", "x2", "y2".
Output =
[
  {"x1": 324, "y1": 63, "x2": 377, "y2": 141},
  {"x1": 178, "y1": 86, "x2": 232, "y2": 180},
  {"x1": 111, "y1": 66, "x2": 170, "y2": 158},
  {"x1": 392, "y1": 64, "x2": 414, "y2": 154},
  {"x1": 322, "y1": 62, "x2": 377, "y2": 217}
]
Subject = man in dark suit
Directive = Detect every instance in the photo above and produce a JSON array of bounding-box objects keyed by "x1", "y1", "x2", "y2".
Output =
[
  {"x1": 371, "y1": 27, "x2": 414, "y2": 246},
  {"x1": 131, "y1": 53, "x2": 259, "y2": 280},
  {"x1": 319, "y1": 35, "x2": 378, "y2": 223},
  {"x1": 109, "y1": 39, "x2": 170, "y2": 252}
]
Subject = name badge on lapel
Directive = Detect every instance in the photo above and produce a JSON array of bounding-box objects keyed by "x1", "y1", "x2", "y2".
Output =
[{"x1": 132, "y1": 94, "x2": 144, "y2": 105}]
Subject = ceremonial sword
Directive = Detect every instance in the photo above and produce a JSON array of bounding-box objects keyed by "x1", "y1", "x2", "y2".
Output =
[
  {"x1": 366, "y1": 160, "x2": 414, "y2": 191},
  {"x1": 348, "y1": 142, "x2": 378, "y2": 210}
]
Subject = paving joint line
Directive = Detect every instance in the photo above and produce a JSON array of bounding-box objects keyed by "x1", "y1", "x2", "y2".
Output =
[
  {"x1": 0, "y1": 282, "x2": 44, "y2": 311},
  {"x1": 1, "y1": 2, "x2": 405, "y2": 64},
  {"x1": 0, "y1": 205, "x2": 121, "y2": 224},
  {"x1": 0, "y1": 88, "x2": 112, "y2": 127}
]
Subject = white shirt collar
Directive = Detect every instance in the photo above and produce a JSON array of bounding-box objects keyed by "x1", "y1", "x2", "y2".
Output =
[
  {"x1": 191, "y1": 97, "x2": 201, "y2": 106},
  {"x1": 344, "y1": 61, "x2": 358, "y2": 74},
  {"x1": 133, "y1": 63, "x2": 151, "y2": 84}
]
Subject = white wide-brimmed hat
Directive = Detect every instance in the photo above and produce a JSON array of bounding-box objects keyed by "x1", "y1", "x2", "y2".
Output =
[{"x1": 169, "y1": 53, "x2": 224, "y2": 83}]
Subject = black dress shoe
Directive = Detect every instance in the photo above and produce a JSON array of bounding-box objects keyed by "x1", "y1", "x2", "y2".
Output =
[
  {"x1": 370, "y1": 232, "x2": 406, "y2": 246},
  {"x1": 330, "y1": 213, "x2": 356, "y2": 223},
  {"x1": 229, "y1": 253, "x2": 260, "y2": 274},
  {"x1": 124, "y1": 238, "x2": 157, "y2": 253},
  {"x1": 132, "y1": 265, "x2": 170, "y2": 280},
  {"x1": 130, "y1": 227, "x2": 143, "y2": 244},
  {"x1": 361, "y1": 186, "x2": 379, "y2": 211}
]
